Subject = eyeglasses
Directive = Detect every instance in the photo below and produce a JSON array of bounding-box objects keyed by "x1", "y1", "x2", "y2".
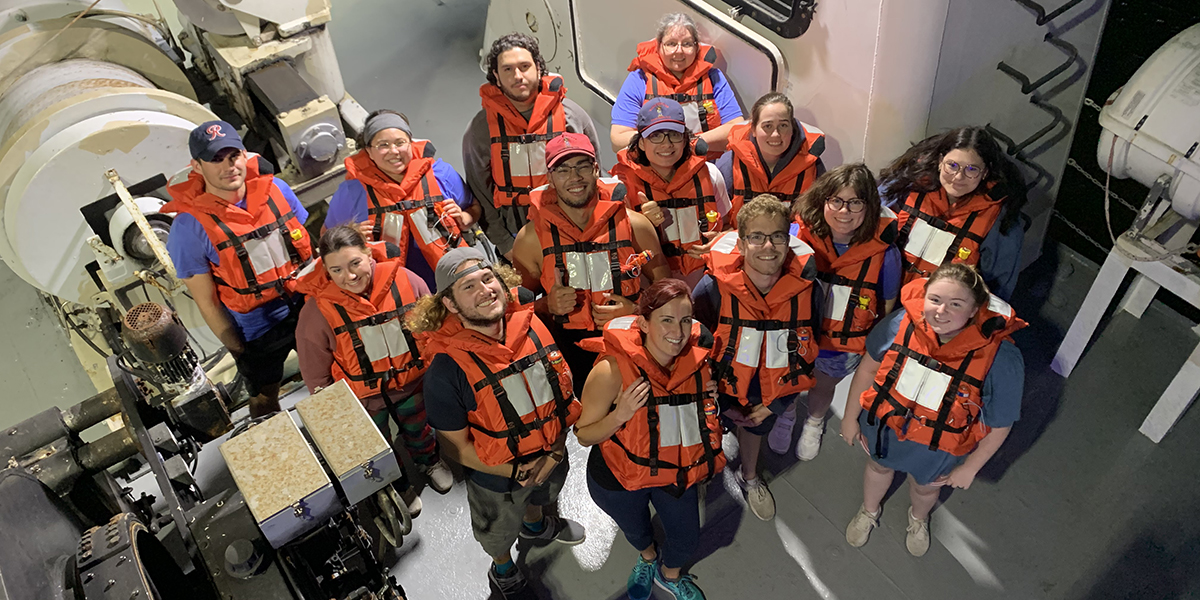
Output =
[
  {"x1": 742, "y1": 232, "x2": 789, "y2": 247},
  {"x1": 661, "y1": 40, "x2": 697, "y2": 52},
  {"x1": 825, "y1": 197, "x2": 867, "y2": 213},
  {"x1": 550, "y1": 161, "x2": 595, "y2": 177},
  {"x1": 941, "y1": 160, "x2": 984, "y2": 180},
  {"x1": 371, "y1": 140, "x2": 410, "y2": 152},
  {"x1": 645, "y1": 131, "x2": 685, "y2": 144}
]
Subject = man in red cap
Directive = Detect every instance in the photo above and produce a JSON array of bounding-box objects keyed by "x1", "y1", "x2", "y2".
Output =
[{"x1": 512, "y1": 132, "x2": 668, "y2": 394}]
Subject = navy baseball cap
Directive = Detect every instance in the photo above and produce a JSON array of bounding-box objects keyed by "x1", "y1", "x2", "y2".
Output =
[
  {"x1": 637, "y1": 98, "x2": 687, "y2": 137},
  {"x1": 189, "y1": 120, "x2": 245, "y2": 162}
]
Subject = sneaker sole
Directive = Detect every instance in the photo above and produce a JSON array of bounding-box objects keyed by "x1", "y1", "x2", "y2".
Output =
[
  {"x1": 517, "y1": 532, "x2": 587, "y2": 546},
  {"x1": 653, "y1": 578, "x2": 680, "y2": 600}
]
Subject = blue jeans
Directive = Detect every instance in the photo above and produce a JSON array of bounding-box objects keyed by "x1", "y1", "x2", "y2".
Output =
[{"x1": 586, "y1": 472, "x2": 700, "y2": 569}]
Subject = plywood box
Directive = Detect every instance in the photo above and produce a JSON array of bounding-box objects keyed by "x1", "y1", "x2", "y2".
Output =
[{"x1": 295, "y1": 380, "x2": 400, "y2": 505}]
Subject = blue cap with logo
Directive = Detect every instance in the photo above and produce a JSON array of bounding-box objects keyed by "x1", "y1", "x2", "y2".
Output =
[
  {"x1": 637, "y1": 98, "x2": 687, "y2": 137},
  {"x1": 189, "y1": 120, "x2": 245, "y2": 162}
]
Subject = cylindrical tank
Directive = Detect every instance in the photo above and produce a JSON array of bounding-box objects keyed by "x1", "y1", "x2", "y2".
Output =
[
  {"x1": 1097, "y1": 23, "x2": 1200, "y2": 218},
  {"x1": 0, "y1": 1, "x2": 216, "y2": 304}
]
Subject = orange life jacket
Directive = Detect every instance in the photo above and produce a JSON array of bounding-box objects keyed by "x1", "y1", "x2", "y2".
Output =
[
  {"x1": 611, "y1": 152, "x2": 716, "y2": 275},
  {"x1": 797, "y1": 207, "x2": 898, "y2": 354},
  {"x1": 422, "y1": 302, "x2": 580, "y2": 466},
  {"x1": 480, "y1": 75, "x2": 568, "y2": 213},
  {"x1": 629, "y1": 40, "x2": 723, "y2": 135},
  {"x1": 163, "y1": 162, "x2": 313, "y2": 314},
  {"x1": 894, "y1": 185, "x2": 1004, "y2": 284},
  {"x1": 530, "y1": 178, "x2": 642, "y2": 331},
  {"x1": 294, "y1": 244, "x2": 426, "y2": 398},
  {"x1": 705, "y1": 232, "x2": 819, "y2": 406},
  {"x1": 578, "y1": 317, "x2": 725, "y2": 493},
  {"x1": 861, "y1": 278, "x2": 1025, "y2": 456},
  {"x1": 727, "y1": 120, "x2": 824, "y2": 224},
  {"x1": 344, "y1": 140, "x2": 469, "y2": 269}
]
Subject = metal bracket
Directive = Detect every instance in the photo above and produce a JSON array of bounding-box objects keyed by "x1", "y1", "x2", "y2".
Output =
[{"x1": 104, "y1": 169, "x2": 178, "y2": 282}]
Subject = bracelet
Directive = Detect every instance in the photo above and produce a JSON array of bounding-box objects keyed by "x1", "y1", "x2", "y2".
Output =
[{"x1": 550, "y1": 451, "x2": 565, "y2": 463}]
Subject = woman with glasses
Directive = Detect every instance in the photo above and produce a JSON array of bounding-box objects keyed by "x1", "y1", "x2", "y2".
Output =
[
  {"x1": 878, "y1": 126, "x2": 1027, "y2": 300},
  {"x1": 766, "y1": 164, "x2": 901, "y2": 460},
  {"x1": 840, "y1": 262, "x2": 1024, "y2": 557},
  {"x1": 325, "y1": 109, "x2": 482, "y2": 290},
  {"x1": 574, "y1": 278, "x2": 725, "y2": 600},
  {"x1": 612, "y1": 98, "x2": 731, "y2": 284},
  {"x1": 716, "y1": 92, "x2": 827, "y2": 224},
  {"x1": 609, "y1": 13, "x2": 744, "y2": 156}
]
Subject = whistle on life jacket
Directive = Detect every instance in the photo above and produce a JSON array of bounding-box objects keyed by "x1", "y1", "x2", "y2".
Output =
[
  {"x1": 706, "y1": 210, "x2": 720, "y2": 232},
  {"x1": 290, "y1": 228, "x2": 305, "y2": 241},
  {"x1": 622, "y1": 250, "x2": 654, "y2": 279},
  {"x1": 956, "y1": 247, "x2": 971, "y2": 261}
]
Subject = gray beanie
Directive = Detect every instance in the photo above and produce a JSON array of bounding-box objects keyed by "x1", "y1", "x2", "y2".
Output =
[{"x1": 434, "y1": 247, "x2": 489, "y2": 293}]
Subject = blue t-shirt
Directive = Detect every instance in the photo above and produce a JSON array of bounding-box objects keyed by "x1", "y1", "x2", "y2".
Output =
[
  {"x1": 166, "y1": 178, "x2": 308, "y2": 342},
  {"x1": 611, "y1": 69, "x2": 743, "y2": 128},
  {"x1": 324, "y1": 159, "x2": 473, "y2": 290},
  {"x1": 857, "y1": 308, "x2": 1023, "y2": 483},
  {"x1": 882, "y1": 191, "x2": 1024, "y2": 301}
]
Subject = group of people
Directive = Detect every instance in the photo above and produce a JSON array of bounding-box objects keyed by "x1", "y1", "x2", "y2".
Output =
[{"x1": 163, "y1": 13, "x2": 1028, "y2": 600}]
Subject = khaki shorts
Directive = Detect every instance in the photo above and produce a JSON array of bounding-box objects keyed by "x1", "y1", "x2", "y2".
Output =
[{"x1": 465, "y1": 460, "x2": 569, "y2": 558}]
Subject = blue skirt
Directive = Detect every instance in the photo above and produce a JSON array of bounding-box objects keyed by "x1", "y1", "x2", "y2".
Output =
[{"x1": 857, "y1": 411, "x2": 964, "y2": 486}]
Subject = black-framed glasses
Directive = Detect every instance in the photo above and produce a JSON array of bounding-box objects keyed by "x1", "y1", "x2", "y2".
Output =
[
  {"x1": 742, "y1": 232, "x2": 789, "y2": 247},
  {"x1": 941, "y1": 160, "x2": 984, "y2": 180},
  {"x1": 645, "y1": 131, "x2": 685, "y2": 145},
  {"x1": 550, "y1": 160, "x2": 595, "y2": 177},
  {"x1": 825, "y1": 197, "x2": 867, "y2": 213}
]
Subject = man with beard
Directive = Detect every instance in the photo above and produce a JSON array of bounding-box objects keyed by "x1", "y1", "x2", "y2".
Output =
[
  {"x1": 162, "y1": 120, "x2": 313, "y2": 417},
  {"x1": 691, "y1": 194, "x2": 820, "y2": 521},
  {"x1": 462, "y1": 32, "x2": 603, "y2": 260},
  {"x1": 510, "y1": 132, "x2": 668, "y2": 396},
  {"x1": 414, "y1": 247, "x2": 585, "y2": 598}
]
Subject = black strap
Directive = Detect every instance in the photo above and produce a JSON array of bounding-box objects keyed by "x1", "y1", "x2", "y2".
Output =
[
  {"x1": 896, "y1": 192, "x2": 987, "y2": 275},
  {"x1": 210, "y1": 213, "x2": 266, "y2": 299},
  {"x1": 732, "y1": 160, "x2": 804, "y2": 203},
  {"x1": 548, "y1": 225, "x2": 570, "y2": 326},
  {"x1": 820, "y1": 257, "x2": 879, "y2": 343},
  {"x1": 366, "y1": 185, "x2": 386, "y2": 241},
  {"x1": 331, "y1": 285, "x2": 423, "y2": 387},
  {"x1": 492, "y1": 115, "x2": 558, "y2": 196},
  {"x1": 782, "y1": 295, "x2": 815, "y2": 385},
  {"x1": 695, "y1": 80, "x2": 711, "y2": 132},
  {"x1": 467, "y1": 331, "x2": 565, "y2": 460}
]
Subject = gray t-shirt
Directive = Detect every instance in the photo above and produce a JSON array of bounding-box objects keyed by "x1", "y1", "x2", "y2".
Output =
[{"x1": 461, "y1": 96, "x2": 602, "y2": 255}]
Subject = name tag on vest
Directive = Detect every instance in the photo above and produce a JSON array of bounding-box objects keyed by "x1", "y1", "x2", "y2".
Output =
[
  {"x1": 508, "y1": 141, "x2": 549, "y2": 179},
  {"x1": 565, "y1": 251, "x2": 614, "y2": 292},
  {"x1": 905, "y1": 219, "x2": 956, "y2": 265},
  {"x1": 246, "y1": 230, "x2": 293, "y2": 275},
  {"x1": 735, "y1": 329, "x2": 790, "y2": 369},
  {"x1": 663, "y1": 206, "x2": 702, "y2": 244},
  {"x1": 657, "y1": 403, "x2": 703, "y2": 447},
  {"x1": 895, "y1": 358, "x2": 954, "y2": 411}
]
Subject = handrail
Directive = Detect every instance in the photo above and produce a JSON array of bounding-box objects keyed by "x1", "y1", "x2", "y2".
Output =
[
  {"x1": 1013, "y1": 0, "x2": 1087, "y2": 26},
  {"x1": 997, "y1": 32, "x2": 1079, "y2": 95}
]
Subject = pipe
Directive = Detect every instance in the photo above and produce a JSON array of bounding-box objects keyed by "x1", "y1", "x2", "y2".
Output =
[
  {"x1": 77, "y1": 426, "x2": 139, "y2": 471},
  {"x1": 62, "y1": 387, "x2": 122, "y2": 432}
]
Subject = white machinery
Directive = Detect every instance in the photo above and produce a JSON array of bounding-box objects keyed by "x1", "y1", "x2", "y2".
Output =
[
  {"x1": 1052, "y1": 23, "x2": 1200, "y2": 443},
  {"x1": 0, "y1": 0, "x2": 364, "y2": 377}
]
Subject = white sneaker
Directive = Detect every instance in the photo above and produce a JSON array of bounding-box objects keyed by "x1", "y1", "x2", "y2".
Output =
[
  {"x1": 422, "y1": 460, "x2": 455, "y2": 494},
  {"x1": 766, "y1": 409, "x2": 796, "y2": 454},
  {"x1": 796, "y1": 416, "x2": 825, "y2": 461},
  {"x1": 845, "y1": 504, "x2": 879, "y2": 547},
  {"x1": 736, "y1": 471, "x2": 776, "y2": 521},
  {"x1": 906, "y1": 507, "x2": 930, "y2": 557}
]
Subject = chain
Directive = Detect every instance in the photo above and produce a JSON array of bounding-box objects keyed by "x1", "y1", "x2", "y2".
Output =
[
  {"x1": 1083, "y1": 97, "x2": 1103, "y2": 112},
  {"x1": 1066, "y1": 158, "x2": 1140, "y2": 213},
  {"x1": 1051, "y1": 210, "x2": 1109, "y2": 253}
]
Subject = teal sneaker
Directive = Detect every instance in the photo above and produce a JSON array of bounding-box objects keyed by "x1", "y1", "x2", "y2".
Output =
[
  {"x1": 627, "y1": 555, "x2": 656, "y2": 600},
  {"x1": 653, "y1": 569, "x2": 706, "y2": 600}
]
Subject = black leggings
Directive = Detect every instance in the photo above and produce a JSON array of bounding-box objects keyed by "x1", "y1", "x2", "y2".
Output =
[{"x1": 586, "y1": 473, "x2": 701, "y2": 569}]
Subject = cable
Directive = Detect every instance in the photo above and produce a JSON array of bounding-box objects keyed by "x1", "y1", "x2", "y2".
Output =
[{"x1": 59, "y1": 303, "x2": 110, "y2": 358}]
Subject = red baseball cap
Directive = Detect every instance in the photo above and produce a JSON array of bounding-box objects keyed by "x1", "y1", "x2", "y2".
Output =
[{"x1": 545, "y1": 132, "x2": 595, "y2": 170}]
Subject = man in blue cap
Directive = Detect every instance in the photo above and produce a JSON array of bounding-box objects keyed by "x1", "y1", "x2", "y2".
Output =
[{"x1": 161, "y1": 120, "x2": 314, "y2": 417}]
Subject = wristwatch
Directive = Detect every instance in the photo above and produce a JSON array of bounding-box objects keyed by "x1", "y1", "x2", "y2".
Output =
[{"x1": 549, "y1": 451, "x2": 566, "y2": 463}]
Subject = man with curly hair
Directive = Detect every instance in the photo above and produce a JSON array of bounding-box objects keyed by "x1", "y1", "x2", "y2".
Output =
[
  {"x1": 413, "y1": 247, "x2": 585, "y2": 597},
  {"x1": 462, "y1": 32, "x2": 604, "y2": 260}
]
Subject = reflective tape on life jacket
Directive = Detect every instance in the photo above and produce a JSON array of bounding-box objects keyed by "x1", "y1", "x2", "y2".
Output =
[
  {"x1": 465, "y1": 325, "x2": 576, "y2": 464},
  {"x1": 589, "y1": 317, "x2": 726, "y2": 493},
  {"x1": 706, "y1": 232, "x2": 819, "y2": 405},
  {"x1": 482, "y1": 75, "x2": 568, "y2": 210},
  {"x1": 895, "y1": 188, "x2": 1002, "y2": 282},
  {"x1": 164, "y1": 172, "x2": 313, "y2": 313},
  {"x1": 327, "y1": 279, "x2": 425, "y2": 395},
  {"x1": 531, "y1": 179, "x2": 641, "y2": 330},
  {"x1": 611, "y1": 153, "x2": 715, "y2": 275},
  {"x1": 364, "y1": 173, "x2": 467, "y2": 267},
  {"x1": 727, "y1": 121, "x2": 824, "y2": 223},
  {"x1": 861, "y1": 280, "x2": 1024, "y2": 457},
  {"x1": 799, "y1": 206, "x2": 897, "y2": 354}
]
